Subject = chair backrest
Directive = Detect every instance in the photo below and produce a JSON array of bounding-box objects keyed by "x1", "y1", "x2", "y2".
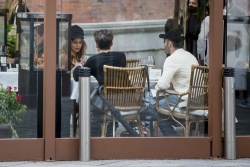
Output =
[
  {"x1": 187, "y1": 65, "x2": 209, "y2": 111},
  {"x1": 103, "y1": 65, "x2": 146, "y2": 110},
  {"x1": 126, "y1": 59, "x2": 140, "y2": 67}
]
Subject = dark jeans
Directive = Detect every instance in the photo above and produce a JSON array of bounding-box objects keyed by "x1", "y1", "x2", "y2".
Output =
[
  {"x1": 157, "y1": 95, "x2": 183, "y2": 136},
  {"x1": 158, "y1": 113, "x2": 183, "y2": 136},
  {"x1": 90, "y1": 112, "x2": 118, "y2": 137}
]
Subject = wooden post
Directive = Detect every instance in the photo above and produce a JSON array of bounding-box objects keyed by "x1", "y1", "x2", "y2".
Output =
[
  {"x1": 173, "y1": 0, "x2": 179, "y2": 29},
  {"x1": 209, "y1": 0, "x2": 224, "y2": 158},
  {"x1": 44, "y1": 0, "x2": 56, "y2": 161}
]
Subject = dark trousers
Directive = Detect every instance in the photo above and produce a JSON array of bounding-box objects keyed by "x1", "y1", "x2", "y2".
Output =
[
  {"x1": 158, "y1": 114, "x2": 178, "y2": 136},
  {"x1": 90, "y1": 112, "x2": 118, "y2": 137}
]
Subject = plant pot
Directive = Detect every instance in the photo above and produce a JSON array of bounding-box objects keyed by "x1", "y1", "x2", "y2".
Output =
[{"x1": 0, "y1": 124, "x2": 12, "y2": 138}]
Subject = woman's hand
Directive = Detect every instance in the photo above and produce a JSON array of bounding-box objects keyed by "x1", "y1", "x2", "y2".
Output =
[
  {"x1": 72, "y1": 59, "x2": 83, "y2": 68},
  {"x1": 80, "y1": 55, "x2": 90, "y2": 65}
]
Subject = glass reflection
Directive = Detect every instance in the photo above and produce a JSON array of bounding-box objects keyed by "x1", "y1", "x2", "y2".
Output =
[
  {"x1": 61, "y1": 0, "x2": 210, "y2": 138},
  {"x1": 11, "y1": 0, "x2": 211, "y2": 138},
  {"x1": 224, "y1": 0, "x2": 250, "y2": 135}
]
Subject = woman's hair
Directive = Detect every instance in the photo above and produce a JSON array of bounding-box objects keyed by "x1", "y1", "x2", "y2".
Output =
[
  {"x1": 164, "y1": 18, "x2": 174, "y2": 34},
  {"x1": 186, "y1": 0, "x2": 207, "y2": 22},
  {"x1": 71, "y1": 39, "x2": 87, "y2": 61},
  {"x1": 60, "y1": 25, "x2": 87, "y2": 69},
  {"x1": 60, "y1": 38, "x2": 87, "y2": 69},
  {"x1": 94, "y1": 29, "x2": 113, "y2": 50}
]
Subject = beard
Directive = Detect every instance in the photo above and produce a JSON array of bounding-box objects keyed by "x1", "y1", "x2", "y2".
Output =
[{"x1": 164, "y1": 46, "x2": 170, "y2": 55}]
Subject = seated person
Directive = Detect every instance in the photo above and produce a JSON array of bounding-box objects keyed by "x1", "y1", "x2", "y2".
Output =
[
  {"x1": 59, "y1": 25, "x2": 87, "y2": 74},
  {"x1": 59, "y1": 25, "x2": 87, "y2": 137},
  {"x1": 73, "y1": 29, "x2": 126, "y2": 137},
  {"x1": 156, "y1": 29, "x2": 199, "y2": 136},
  {"x1": 33, "y1": 24, "x2": 44, "y2": 69}
]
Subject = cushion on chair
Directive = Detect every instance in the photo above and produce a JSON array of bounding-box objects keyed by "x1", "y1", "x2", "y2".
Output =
[
  {"x1": 170, "y1": 106, "x2": 208, "y2": 117},
  {"x1": 172, "y1": 100, "x2": 208, "y2": 117},
  {"x1": 107, "y1": 110, "x2": 138, "y2": 116}
]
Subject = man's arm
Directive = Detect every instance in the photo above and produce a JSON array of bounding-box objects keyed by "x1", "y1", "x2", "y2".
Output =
[{"x1": 155, "y1": 58, "x2": 175, "y2": 90}]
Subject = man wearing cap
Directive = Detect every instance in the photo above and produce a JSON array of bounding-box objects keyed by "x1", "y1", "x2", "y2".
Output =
[{"x1": 156, "y1": 29, "x2": 198, "y2": 136}]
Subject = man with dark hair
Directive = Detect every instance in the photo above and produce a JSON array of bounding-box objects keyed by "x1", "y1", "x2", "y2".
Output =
[
  {"x1": 73, "y1": 29, "x2": 126, "y2": 137},
  {"x1": 156, "y1": 29, "x2": 199, "y2": 136},
  {"x1": 74, "y1": 29, "x2": 126, "y2": 85}
]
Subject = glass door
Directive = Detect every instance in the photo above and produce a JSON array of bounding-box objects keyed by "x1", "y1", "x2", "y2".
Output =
[{"x1": 224, "y1": 0, "x2": 250, "y2": 157}]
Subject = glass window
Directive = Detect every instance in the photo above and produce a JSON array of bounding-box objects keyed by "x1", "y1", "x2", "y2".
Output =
[
  {"x1": 10, "y1": 0, "x2": 210, "y2": 139},
  {"x1": 224, "y1": 0, "x2": 250, "y2": 136}
]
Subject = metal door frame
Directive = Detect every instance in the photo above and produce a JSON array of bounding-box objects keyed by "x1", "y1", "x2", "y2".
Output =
[{"x1": 2, "y1": 0, "x2": 250, "y2": 161}]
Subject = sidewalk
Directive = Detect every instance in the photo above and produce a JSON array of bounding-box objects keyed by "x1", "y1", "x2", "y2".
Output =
[{"x1": 1, "y1": 159, "x2": 250, "y2": 167}]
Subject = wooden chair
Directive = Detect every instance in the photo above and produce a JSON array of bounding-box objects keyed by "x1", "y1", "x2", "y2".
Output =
[
  {"x1": 154, "y1": 65, "x2": 209, "y2": 136},
  {"x1": 101, "y1": 65, "x2": 146, "y2": 137},
  {"x1": 126, "y1": 59, "x2": 140, "y2": 67}
]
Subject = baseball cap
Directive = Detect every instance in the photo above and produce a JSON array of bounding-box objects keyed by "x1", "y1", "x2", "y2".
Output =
[{"x1": 159, "y1": 29, "x2": 184, "y2": 43}]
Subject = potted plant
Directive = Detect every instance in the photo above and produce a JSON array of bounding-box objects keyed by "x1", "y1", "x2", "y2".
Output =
[{"x1": 0, "y1": 84, "x2": 27, "y2": 138}]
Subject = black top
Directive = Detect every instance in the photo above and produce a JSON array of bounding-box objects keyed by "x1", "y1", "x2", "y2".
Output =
[
  {"x1": 73, "y1": 52, "x2": 126, "y2": 85},
  {"x1": 185, "y1": 14, "x2": 201, "y2": 59}
]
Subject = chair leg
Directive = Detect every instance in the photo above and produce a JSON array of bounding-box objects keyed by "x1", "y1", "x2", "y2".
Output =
[
  {"x1": 150, "y1": 121, "x2": 154, "y2": 137},
  {"x1": 72, "y1": 113, "x2": 77, "y2": 137},
  {"x1": 185, "y1": 118, "x2": 190, "y2": 136},
  {"x1": 195, "y1": 122, "x2": 199, "y2": 136},
  {"x1": 136, "y1": 115, "x2": 144, "y2": 137},
  {"x1": 189, "y1": 121, "x2": 200, "y2": 136},
  {"x1": 113, "y1": 117, "x2": 115, "y2": 137},
  {"x1": 154, "y1": 121, "x2": 159, "y2": 136},
  {"x1": 101, "y1": 114, "x2": 107, "y2": 137},
  {"x1": 73, "y1": 101, "x2": 78, "y2": 137}
]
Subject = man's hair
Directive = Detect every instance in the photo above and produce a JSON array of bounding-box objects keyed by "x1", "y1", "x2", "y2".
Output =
[
  {"x1": 94, "y1": 29, "x2": 113, "y2": 50},
  {"x1": 172, "y1": 40, "x2": 184, "y2": 49},
  {"x1": 164, "y1": 18, "x2": 174, "y2": 34}
]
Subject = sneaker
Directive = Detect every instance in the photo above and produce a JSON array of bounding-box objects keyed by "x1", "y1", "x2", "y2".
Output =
[
  {"x1": 237, "y1": 101, "x2": 250, "y2": 109},
  {"x1": 120, "y1": 130, "x2": 139, "y2": 137},
  {"x1": 171, "y1": 125, "x2": 184, "y2": 136},
  {"x1": 120, "y1": 126, "x2": 147, "y2": 137},
  {"x1": 133, "y1": 126, "x2": 147, "y2": 137}
]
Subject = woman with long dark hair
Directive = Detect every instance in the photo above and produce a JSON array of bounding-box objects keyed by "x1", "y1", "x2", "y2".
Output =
[{"x1": 181, "y1": 0, "x2": 208, "y2": 59}]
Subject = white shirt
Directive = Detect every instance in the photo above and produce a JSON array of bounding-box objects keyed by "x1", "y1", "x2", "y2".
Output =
[
  {"x1": 155, "y1": 48, "x2": 198, "y2": 100},
  {"x1": 197, "y1": 16, "x2": 210, "y2": 66}
]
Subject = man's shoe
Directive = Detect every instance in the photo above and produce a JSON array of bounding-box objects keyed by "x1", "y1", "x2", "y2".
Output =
[
  {"x1": 120, "y1": 126, "x2": 147, "y2": 137},
  {"x1": 237, "y1": 101, "x2": 250, "y2": 108}
]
